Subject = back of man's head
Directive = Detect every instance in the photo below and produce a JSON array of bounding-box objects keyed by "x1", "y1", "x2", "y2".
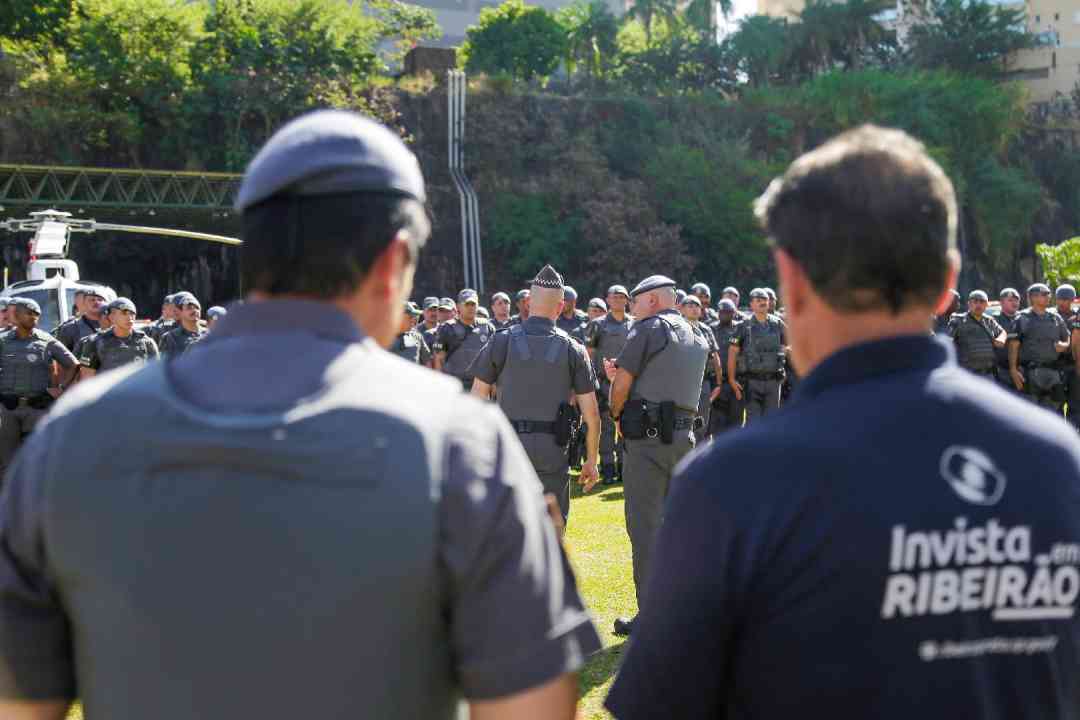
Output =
[{"x1": 755, "y1": 124, "x2": 958, "y2": 315}]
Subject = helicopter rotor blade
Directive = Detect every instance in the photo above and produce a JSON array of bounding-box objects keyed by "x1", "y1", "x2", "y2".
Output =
[{"x1": 90, "y1": 223, "x2": 241, "y2": 246}]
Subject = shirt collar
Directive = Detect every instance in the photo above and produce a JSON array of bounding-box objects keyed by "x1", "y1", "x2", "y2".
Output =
[
  {"x1": 525, "y1": 315, "x2": 555, "y2": 330},
  {"x1": 211, "y1": 299, "x2": 365, "y2": 344},
  {"x1": 793, "y1": 334, "x2": 954, "y2": 404}
]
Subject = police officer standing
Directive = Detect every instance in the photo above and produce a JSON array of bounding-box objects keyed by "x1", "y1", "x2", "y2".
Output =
[
  {"x1": 433, "y1": 289, "x2": 494, "y2": 390},
  {"x1": 584, "y1": 284, "x2": 633, "y2": 484},
  {"x1": 728, "y1": 287, "x2": 789, "y2": 422},
  {"x1": 556, "y1": 286, "x2": 589, "y2": 336},
  {"x1": 606, "y1": 275, "x2": 708, "y2": 636},
  {"x1": 511, "y1": 289, "x2": 530, "y2": 325},
  {"x1": 206, "y1": 306, "x2": 228, "y2": 331},
  {"x1": 586, "y1": 298, "x2": 606, "y2": 322},
  {"x1": 691, "y1": 283, "x2": 717, "y2": 323},
  {"x1": 933, "y1": 289, "x2": 960, "y2": 334},
  {"x1": 79, "y1": 297, "x2": 159, "y2": 377},
  {"x1": 994, "y1": 287, "x2": 1022, "y2": 390},
  {"x1": 946, "y1": 290, "x2": 1006, "y2": 378},
  {"x1": 390, "y1": 301, "x2": 432, "y2": 366},
  {"x1": 471, "y1": 265, "x2": 602, "y2": 521},
  {"x1": 159, "y1": 292, "x2": 207, "y2": 360},
  {"x1": 145, "y1": 293, "x2": 178, "y2": 345},
  {"x1": 0, "y1": 297, "x2": 78, "y2": 475},
  {"x1": 1009, "y1": 283, "x2": 1070, "y2": 411},
  {"x1": 1055, "y1": 285, "x2": 1079, "y2": 430},
  {"x1": 55, "y1": 286, "x2": 110, "y2": 353},
  {"x1": 490, "y1": 291, "x2": 512, "y2": 329},
  {"x1": 436, "y1": 297, "x2": 455, "y2": 325},
  {"x1": 707, "y1": 298, "x2": 743, "y2": 434},
  {"x1": 680, "y1": 293, "x2": 723, "y2": 443}
]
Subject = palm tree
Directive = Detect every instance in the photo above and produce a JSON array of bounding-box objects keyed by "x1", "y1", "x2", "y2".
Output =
[
  {"x1": 558, "y1": 0, "x2": 619, "y2": 82},
  {"x1": 625, "y1": 0, "x2": 679, "y2": 44},
  {"x1": 683, "y1": 0, "x2": 733, "y2": 42}
]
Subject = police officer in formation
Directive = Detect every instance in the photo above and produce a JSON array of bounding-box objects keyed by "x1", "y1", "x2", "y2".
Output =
[
  {"x1": 206, "y1": 306, "x2": 228, "y2": 331},
  {"x1": 78, "y1": 297, "x2": 159, "y2": 376},
  {"x1": 511, "y1": 289, "x2": 530, "y2": 324},
  {"x1": 389, "y1": 301, "x2": 432, "y2": 366},
  {"x1": 707, "y1": 298, "x2": 743, "y2": 434},
  {"x1": 994, "y1": 287, "x2": 1021, "y2": 390},
  {"x1": 489, "y1": 291, "x2": 512, "y2": 329},
  {"x1": 159, "y1": 292, "x2": 207, "y2": 359},
  {"x1": 728, "y1": 287, "x2": 789, "y2": 422},
  {"x1": 55, "y1": 286, "x2": 112, "y2": 352},
  {"x1": 584, "y1": 284, "x2": 633, "y2": 484},
  {"x1": 470, "y1": 265, "x2": 602, "y2": 521},
  {"x1": 604, "y1": 274, "x2": 708, "y2": 636},
  {"x1": 690, "y1": 283, "x2": 717, "y2": 323},
  {"x1": 433, "y1": 288, "x2": 494, "y2": 390},
  {"x1": 933, "y1": 288, "x2": 960, "y2": 334},
  {"x1": 1009, "y1": 282, "x2": 1070, "y2": 410},
  {"x1": 0, "y1": 297, "x2": 78, "y2": 474},
  {"x1": 679, "y1": 293, "x2": 723, "y2": 443},
  {"x1": 586, "y1": 297, "x2": 607, "y2": 322},
  {"x1": 146, "y1": 292, "x2": 178, "y2": 344},
  {"x1": 946, "y1": 289, "x2": 1006, "y2": 377},
  {"x1": 436, "y1": 297, "x2": 455, "y2": 324},
  {"x1": 556, "y1": 285, "x2": 589, "y2": 337}
]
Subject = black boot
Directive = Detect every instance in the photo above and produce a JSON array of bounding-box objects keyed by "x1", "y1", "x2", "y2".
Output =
[
  {"x1": 613, "y1": 616, "x2": 636, "y2": 636},
  {"x1": 601, "y1": 464, "x2": 618, "y2": 485}
]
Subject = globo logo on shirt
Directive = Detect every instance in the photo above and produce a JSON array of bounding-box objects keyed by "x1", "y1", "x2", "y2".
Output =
[{"x1": 940, "y1": 446, "x2": 1006, "y2": 506}]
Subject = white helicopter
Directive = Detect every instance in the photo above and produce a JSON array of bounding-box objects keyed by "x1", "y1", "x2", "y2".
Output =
[{"x1": 0, "y1": 209, "x2": 240, "y2": 331}]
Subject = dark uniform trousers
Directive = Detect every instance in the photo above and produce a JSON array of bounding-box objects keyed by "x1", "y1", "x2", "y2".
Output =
[
  {"x1": 518, "y1": 433, "x2": 571, "y2": 522},
  {"x1": 695, "y1": 379, "x2": 713, "y2": 444},
  {"x1": 1066, "y1": 367, "x2": 1080, "y2": 431},
  {"x1": 623, "y1": 430, "x2": 694, "y2": 608},
  {"x1": 0, "y1": 400, "x2": 50, "y2": 473},
  {"x1": 598, "y1": 380, "x2": 625, "y2": 478},
  {"x1": 709, "y1": 380, "x2": 743, "y2": 435},
  {"x1": 744, "y1": 376, "x2": 782, "y2": 421}
]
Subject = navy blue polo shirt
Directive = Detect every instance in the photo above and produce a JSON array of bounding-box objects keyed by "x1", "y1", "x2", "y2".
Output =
[{"x1": 607, "y1": 335, "x2": 1080, "y2": 720}]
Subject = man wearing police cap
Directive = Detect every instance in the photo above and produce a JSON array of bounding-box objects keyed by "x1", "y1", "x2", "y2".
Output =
[
  {"x1": 79, "y1": 297, "x2": 159, "y2": 377},
  {"x1": 146, "y1": 293, "x2": 178, "y2": 345},
  {"x1": 690, "y1": 283, "x2": 717, "y2": 323},
  {"x1": 436, "y1": 297, "x2": 456, "y2": 324},
  {"x1": 584, "y1": 283, "x2": 633, "y2": 484},
  {"x1": 946, "y1": 290, "x2": 1006, "y2": 378},
  {"x1": 511, "y1": 289, "x2": 530, "y2": 325},
  {"x1": 1054, "y1": 284, "x2": 1080, "y2": 429},
  {"x1": 587, "y1": 297, "x2": 607, "y2": 322},
  {"x1": 994, "y1": 287, "x2": 1022, "y2": 390},
  {"x1": 0, "y1": 296, "x2": 78, "y2": 477},
  {"x1": 707, "y1": 298, "x2": 743, "y2": 434},
  {"x1": 433, "y1": 288, "x2": 494, "y2": 390},
  {"x1": 0, "y1": 109, "x2": 599, "y2": 720},
  {"x1": 389, "y1": 301, "x2": 432, "y2": 366},
  {"x1": 55, "y1": 286, "x2": 110, "y2": 352},
  {"x1": 556, "y1": 286, "x2": 589, "y2": 336},
  {"x1": 159, "y1": 292, "x2": 207, "y2": 360},
  {"x1": 680, "y1": 293, "x2": 723, "y2": 442},
  {"x1": 933, "y1": 288, "x2": 961, "y2": 334},
  {"x1": 471, "y1": 265, "x2": 602, "y2": 521},
  {"x1": 606, "y1": 274, "x2": 709, "y2": 636},
  {"x1": 1009, "y1": 283, "x2": 1070, "y2": 411},
  {"x1": 728, "y1": 287, "x2": 789, "y2": 423},
  {"x1": 490, "y1": 291, "x2": 512, "y2": 329}
]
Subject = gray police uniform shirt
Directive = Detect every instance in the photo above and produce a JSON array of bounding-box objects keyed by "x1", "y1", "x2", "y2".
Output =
[
  {"x1": 158, "y1": 325, "x2": 206, "y2": 360},
  {"x1": 708, "y1": 318, "x2": 741, "y2": 381},
  {"x1": 1014, "y1": 309, "x2": 1069, "y2": 366},
  {"x1": 55, "y1": 316, "x2": 100, "y2": 353},
  {"x1": 947, "y1": 312, "x2": 1004, "y2": 372},
  {"x1": 618, "y1": 308, "x2": 709, "y2": 412},
  {"x1": 0, "y1": 328, "x2": 77, "y2": 396},
  {"x1": 693, "y1": 322, "x2": 719, "y2": 385},
  {"x1": 556, "y1": 309, "x2": 589, "y2": 337},
  {"x1": 146, "y1": 317, "x2": 175, "y2": 345},
  {"x1": 80, "y1": 328, "x2": 160, "y2": 372},
  {"x1": 584, "y1": 312, "x2": 633, "y2": 382},
  {"x1": 731, "y1": 314, "x2": 788, "y2": 375},
  {"x1": 996, "y1": 311, "x2": 1020, "y2": 369},
  {"x1": 389, "y1": 328, "x2": 431, "y2": 365},
  {"x1": 435, "y1": 318, "x2": 495, "y2": 381},
  {"x1": 0, "y1": 299, "x2": 601, "y2": 720}
]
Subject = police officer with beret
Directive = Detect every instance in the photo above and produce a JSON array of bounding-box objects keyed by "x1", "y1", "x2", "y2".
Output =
[
  {"x1": 433, "y1": 288, "x2": 494, "y2": 391},
  {"x1": 946, "y1": 290, "x2": 1006, "y2": 378},
  {"x1": 1009, "y1": 283, "x2": 1070, "y2": 411},
  {"x1": 0, "y1": 297, "x2": 78, "y2": 476},
  {"x1": 51, "y1": 288, "x2": 87, "y2": 337},
  {"x1": 728, "y1": 287, "x2": 789, "y2": 422},
  {"x1": 55, "y1": 286, "x2": 109, "y2": 352},
  {"x1": 556, "y1": 285, "x2": 589, "y2": 337},
  {"x1": 721, "y1": 286, "x2": 745, "y2": 319},
  {"x1": 436, "y1": 297, "x2": 456, "y2": 324},
  {"x1": 490, "y1": 291, "x2": 512, "y2": 329},
  {"x1": 707, "y1": 298, "x2": 743, "y2": 434},
  {"x1": 0, "y1": 109, "x2": 600, "y2": 720},
  {"x1": 690, "y1": 283, "x2": 718, "y2": 323},
  {"x1": 471, "y1": 265, "x2": 602, "y2": 521},
  {"x1": 79, "y1": 297, "x2": 159, "y2": 377},
  {"x1": 994, "y1": 287, "x2": 1022, "y2": 390},
  {"x1": 390, "y1": 301, "x2": 432, "y2": 366},
  {"x1": 680, "y1": 293, "x2": 723, "y2": 442},
  {"x1": 158, "y1": 292, "x2": 207, "y2": 360},
  {"x1": 206, "y1": 306, "x2": 228, "y2": 331},
  {"x1": 606, "y1": 274, "x2": 709, "y2": 636},
  {"x1": 607, "y1": 124, "x2": 1080, "y2": 720},
  {"x1": 584, "y1": 284, "x2": 633, "y2": 484}
]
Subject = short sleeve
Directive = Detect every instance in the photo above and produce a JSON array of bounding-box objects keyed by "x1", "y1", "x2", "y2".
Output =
[
  {"x1": 583, "y1": 319, "x2": 600, "y2": 348},
  {"x1": 0, "y1": 428, "x2": 76, "y2": 700},
  {"x1": 616, "y1": 319, "x2": 662, "y2": 377},
  {"x1": 730, "y1": 323, "x2": 747, "y2": 347},
  {"x1": 778, "y1": 318, "x2": 788, "y2": 345},
  {"x1": 440, "y1": 403, "x2": 601, "y2": 699},
  {"x1": 570, "y1": 341, "x2": 598, "y2": 395},
  {"x1": 1059, "y1": 317, "x2": 1070, "y2": 342},
  {"x1": 145, "y1": 337, "x2": 160, "y2": 360},
  {"x1": 80, "y1": 338, "x2": 100, "y2": 370},
  {"x1": 48, "y1": 339, "x2": 77, "y2": 370},
  {"x1": 986, "y1": 316, "x2": 1004, "y2": 338},
  {"x1": 469, "y1": 333, "x2": 507, "y2": 386}
]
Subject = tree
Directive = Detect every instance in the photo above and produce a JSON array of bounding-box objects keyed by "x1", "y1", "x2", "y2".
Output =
[
  {"x1": 624, "y1": 0, "x2": 678, "y2": 44},
  {"x1": 0, "y1": 0, "x2": 75, "y2": 43},
  {"x1": 367, "y1": 0, "x2": 440, "y2": 65},
  {"x1": 462, "y1": 0, "x2": 567, "y2": 82},
  {"x1": 907, "y1": 0, "x2": 1036, "y2": 78},
  {"x1": 556, "y1": 1, "x2": 618, "y2": 85},
  {"x1": 1037, "y1": 237, "x2": 1080, "y2": 288},
  {"x1": 725, "y1": 15, "x2": 790, "y2": 88}
]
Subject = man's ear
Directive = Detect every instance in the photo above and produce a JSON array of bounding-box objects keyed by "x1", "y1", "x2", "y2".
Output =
[
  {"x1": 932, "y1": 251, "x2": 961, "y2": 316},
  {"x1": 367, "y1": 235, "x2": 413, "y2": 301}
]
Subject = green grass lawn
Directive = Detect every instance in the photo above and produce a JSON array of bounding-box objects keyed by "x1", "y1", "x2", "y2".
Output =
[
  {"x1": 65, "y1": 482, "x2": 636, "y2": 720},
  {"x1": 566, "y1": 482, "x2": 636, "y2": 720}
]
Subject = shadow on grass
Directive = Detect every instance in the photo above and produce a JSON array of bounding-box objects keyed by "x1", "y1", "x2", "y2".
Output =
[
  {"x1": 579, "y1": 642, "x2": 627, "y2": 699},
  {"x1": 600, "y1": 490, "x2": 625, "y2": 502}
]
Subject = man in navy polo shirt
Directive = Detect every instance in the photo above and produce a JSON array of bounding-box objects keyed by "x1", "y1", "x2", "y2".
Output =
[{"x1": 606, "y1": 125, "x2": 1080, "y2": 719}]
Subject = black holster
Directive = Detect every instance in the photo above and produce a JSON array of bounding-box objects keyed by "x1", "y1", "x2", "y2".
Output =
[
  {"x1": 658, "y1": 401, "x2": 675, "y2": 444},
  {"x1": 620, "y1": 399, "x2": 650, "y2": 440},
  {"x1": 566, "y1": 407, "x2": 584, "y2": 461},
  {"x1": 554, "y1": 403, "x2": 574, "y2": 447}
]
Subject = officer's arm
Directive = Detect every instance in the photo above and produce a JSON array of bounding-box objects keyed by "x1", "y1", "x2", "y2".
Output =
[
  {"x1": 1072, "y1": 328, "x2": 1080, "y2": 370},
  {"x1": 0, "y1": 700, "x2": 69, "y2": 720},
  {"x1": 1008, "y1": 338, "x2": 1021, "y2": 373},
  {"x1": 1056, "y1": 321, "x2": 1071, "y2": 353},
  {"x1": 471, "y1": 379, "x2": 494, "y2": 400},
  {"x1": 576, "y1": 391, "x2": 601, "y2": 467},
  {"x1": 609, "y1": 367, "x2": 634, "y2": 419},
  {"x1": 727, "y1": 344, "x2": 740, "y2": 386},
  {"x1": 710, "y1": 350, "x2": 724, "y2": 379},
  {"x1": 469, "y1": 673, "x2": 577, "y2": 720}
]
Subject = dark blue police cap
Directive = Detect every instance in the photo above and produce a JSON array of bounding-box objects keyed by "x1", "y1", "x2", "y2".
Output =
[
  {"x1": 717, "y1": 298, "x2": 737, "y2": 312},
  {"x1": 207, "y1": 305, "x2": 228, "y2": 319},
  {"x1": 691, "y1": 282, "x2": 711, "y2": 297},
  {"x1": 1056, "y1": 284, "x2": 1076, "y2": 300},
  {"x1": 722, "y1": 286, "x2": 740, "y2": 297},
  {"x1": 607, "y1": 285, "x2": 629, "y2": 298},
  {"x1": 630, "y1": 275, "x2": 677, "y2": 298},
  {"x1": 10, "y1": 297, "x2": 41, "y2": 314},
  {"x1": 235, "y1": 110, "x2": 426, "y2": 213},
  {"x1": 999, "y1": 287, "x2": 1020, "y2": 299},
  {"x1": 1028, "y1": 283, "x2": 1052, "y2": 295},
  {"x1": 968, "y1": 290, "x2": 988, "y2": 302},
  {"x1": 749, "y1": 288, "x2": 770, "y2": 300},
  {"x1": 588, "y1": 297, "x2": 607, "y2": 311},
  {"x1": 563, "y1": 286, "x2": 578, "y2": 301},
  {"x1": 109, "y1": 297, "x2": 137, "y2": 314},
  {"x1": 172, "y1": 292, "x2": 201, "y2": 308}
]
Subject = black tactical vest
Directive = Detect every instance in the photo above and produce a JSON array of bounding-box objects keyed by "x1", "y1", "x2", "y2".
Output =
[
  {"x1": 0, "y1": 329, "x2": 57, "y2": 395},
  {"x1": 390, "y1": 330, "x2": 424, "y2": 364},
  {"x1": 743, "y1": 316, "x2": 785, "y2": 373},
  {"x1": 995, "y1": 312, "x2": 1018, "y2": 368},
  {"x1": 497, "y1": 324, "x2": 576, "y2": 422},
  {"x1": 950, "y1": 313, "x2": 996, "y2": 371},
  {"x1": 593, "y1": 313, "x2": 632, "y2": 374},
  {"x1": 91, "y1": 329, "x2": 156, "y2": 372},
  {"x1": 709, "y1": 319, "x2": 740, "y2": 379},
  {"x1": 1017, "y1": 309, "x2": 1066, "y2": 366},
  {"x1": 443, "y1": 320, "x2": 494, "y2": 380},
  {"x1": 630, "y1": 310, "x2": 709, "y2": 411}
]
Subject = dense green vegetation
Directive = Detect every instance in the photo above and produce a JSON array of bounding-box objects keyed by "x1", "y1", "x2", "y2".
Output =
[{"x1": 2, "y1": 0, "x2": 1078, "y2": 301}]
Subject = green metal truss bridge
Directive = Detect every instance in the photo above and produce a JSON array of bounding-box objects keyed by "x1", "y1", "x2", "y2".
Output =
[{"x1": 0, "y1": 164, "x2": 242, "y2": 211}]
